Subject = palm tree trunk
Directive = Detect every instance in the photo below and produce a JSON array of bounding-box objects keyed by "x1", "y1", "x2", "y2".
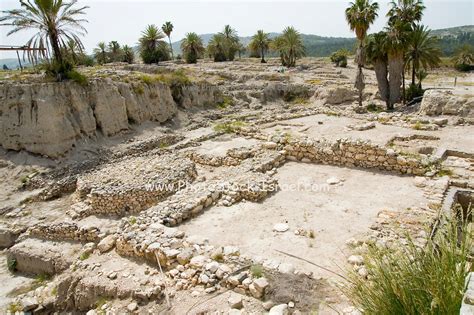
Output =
[
  {"x1": 402, "y1": 64, "x2": 406, "y2": 105},
  {"x1": 355, "y1": 42, "x2": 365, "y2": 107},
  {"x1": 168, "y1": 36, "x2": 174, "y2": 59},
  {"x1": 374, "y1": 60, "x2": 390, "y2": 109},
  {"x1": 411, "y1": 60, "x2": 416, "y2": 86},
  {"x1": 261, "y1": 47, "x2": 266, "y2": 63},
  {"x1": 388, "y1": 51, "x2": 403, "y2": 108}
]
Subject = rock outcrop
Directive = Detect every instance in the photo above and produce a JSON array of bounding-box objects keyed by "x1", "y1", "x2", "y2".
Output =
[
  {"x1": 419, "y1": 89, "x2": 474, "y2": 118},
  {"x1": 0, "y1": 79, "x2": 212, "y2": 157},
  {"x1": 313, "y1": 85, "x2": 358, "y2": 105}
]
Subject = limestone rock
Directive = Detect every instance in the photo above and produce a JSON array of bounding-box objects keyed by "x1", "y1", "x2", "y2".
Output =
[
  {"x1": 419, "y1": 90, "x2": 473, "y2": 118},
  {"x1": 273, "y1": 223, "x2": 289, "y2": 232},
  {"x1": 97, "y1": 235, "x2": 116, "y2": 253},
  {"x1": 269, "y1": 304, "x2": 289, "y2": 315}
]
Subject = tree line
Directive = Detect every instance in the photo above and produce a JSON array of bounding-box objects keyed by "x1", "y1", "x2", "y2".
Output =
[{"x1": 0, "y1": 0, "x2": 472, "y2": 86}]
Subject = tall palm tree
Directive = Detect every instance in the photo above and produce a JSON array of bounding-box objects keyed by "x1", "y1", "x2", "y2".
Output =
[
  {"x1": 249, "y1": 30, "x2": 271, "y2": 63},
  {"x1": 387, "y1": 0, "x2": 425, "y2": 28},
  {"x1": 108, "y1": 41, "x2": 122, "y2": 62},
  {"x1": 366, "y1": 32, "x2": 390, "y2": 108},
  {"x1": 0, "y1": 0, "x2": 89, "y2": 76},
  {"x1": 140, "y1": 24, "x2": 167, "y2": 64},
  {"x1": 122, "y1": 45, "x2": 134, "y2": 64},
  {"x1": 93, "y1": 42, "x2": 108, "y2": 65},
  {"x1": 387, "y1": 0, "x2": 425, "y2": 104},
  {"x1": 218, "y1": 25, "x2": 239, "y2": 61},
  {"x1": 345, "y1": 0, "x2": 379, "y2": 107},
  {"x1": 207, "y1": 33, "x2": 227, "y2": 62},
  {"x1": 181, "y1": 32, "x2": 205, "y2": 64},
  {"x1": 272, "y1": 26, "x2": 305, "y2": 67},
  {"x1": 385, "y1": 20, "x2": 410, "y2": 107},
  {"x1": 405, "y1": 25, "x2": 441, "y2": 87},
  {"x1": 162, "y1": 21, "x2": 174, "y2": 59}
]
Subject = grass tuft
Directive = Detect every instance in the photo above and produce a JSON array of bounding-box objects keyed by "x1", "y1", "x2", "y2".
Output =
[
  {"x1": 345, "y1": 213, "x2": 472, "y2": 314},
  {"x1": 250, "y1": 264, "x2": 264, "y2": 278},
  {"x1": 213, "y1": 121, "x2": 247, "y2": 134}
]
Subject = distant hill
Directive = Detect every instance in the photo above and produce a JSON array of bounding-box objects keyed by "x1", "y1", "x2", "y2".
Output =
[{"x1": 430, "y1": 25, "x2": 474, "y2": 56}]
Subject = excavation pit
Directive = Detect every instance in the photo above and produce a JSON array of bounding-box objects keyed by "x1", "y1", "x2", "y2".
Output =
[{"x1": 180, "y1": 162, "x2": 429, "y2": 278}]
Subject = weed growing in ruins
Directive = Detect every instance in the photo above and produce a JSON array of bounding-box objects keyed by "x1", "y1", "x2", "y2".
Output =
[
  {"x1": 68, "y1": 70, "x2": 89, "y2": 87},
  {"x1": 437, "y1": 168, "x2": 454, "y2": 177},
  {"x1": 213, "y1": 121, "x2": 246, "y2": 133},
  {"x1": 51, "y1": 286, "x2": 58, "y2": 296},
  {"x1": 250, "y1": 264, "x2": 264, "y2": 278},
  {"x1": 7, "y1": 302, "x2": 22, "y2": 313},
  {"x1": 412, "y1": 121, "x2": 423, "y2": 130},
  {"x1": 79, "y1": 252, "x2": 90, "y2": 261},
  {"x1": 366, "y1": 103, "x2": 383, "y2": 113},
  {"x1": 95, "y1": 297, "x2": 108, "y2": 313},
  {"x1": 217, "y1": 95, "x2": 234, "y2": 109},
  {"x1": 132, "y1": 84, "x2": 144, "y2": 95},
  {"x1": 211, "y1": 252, "x2": 224, "y2": 262},
  {"x1": 7, "y1": 257, "x2": 17, "y2": 272},
  {"x1": 346, "y1": 215, "x2": 472, "y2": 314},
  {"x1": 129, "y1": 216, "x2": 137, "y2": 225},
  {"x1": 308, "y1": 229, "x2": 315, "y2": 238}
]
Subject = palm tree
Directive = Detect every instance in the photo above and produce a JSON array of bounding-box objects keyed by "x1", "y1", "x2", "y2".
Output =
[
  {"x1": 405, "y1": 25, "x2": 441, "y2": 88},
  {"x1": 387, "y1": 0, "x2": 425, "y2": 28},
  {"x1": 66, "y1": 39, "x2": 81, "y2": 64},
  {"x1": 207, "y1": 34, "x2": 227, "y2": 62},
  {"x1": 93, "y1": 42, "x2": 108, "y2": 65},
  {"x1": 108, "y1": 41, "x2": 122, "y2": 62},
  {"x1": 272, "y1": 26, "x2": 305, "y2": 67},
  {"x1": 345, "y1": 0, "x2": 379, "y2": 107},
  {"x1": 385, "y1": 20, "x2": 410, "y2": 107},
  {"x1": 218, "y1": 25, "x2": 239, "y2": 61},
  {"x1": 139, "y1": 24, "x2": 168, "y2": 64},
  {"x1": 249, "y1": 30, "x2": 271, "y2": 63},
  {"x1": 386, "y1": 0, "x2": 425, "y2": 104},
  {"x1": 162, "y1": 21, "x2": 174, "y2": 59},
  {"x1": 122, "y1": 45, "x2": 134, "y2": 64},
  {"x1": 181, "y1": 32, "x2": 205, "y2": 64},
  {"x1": 366, "y1": 32, "x2": 390, "y2": 108},
  {"x1": 0, "y1": 0, "x2": 89, "y2": 77},
  {"x1": 452, "y1": 44, "x2": 474, "y2": 71}
]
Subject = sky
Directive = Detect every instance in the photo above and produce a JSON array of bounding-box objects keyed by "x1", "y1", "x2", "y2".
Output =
[{"x1": 1, "y1": 0, "x2": 473, "y2": 58}]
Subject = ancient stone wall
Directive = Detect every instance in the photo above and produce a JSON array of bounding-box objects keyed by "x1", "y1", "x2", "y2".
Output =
[{"x1": 282, "y1": 138, "x2": 430, "y2": 175}]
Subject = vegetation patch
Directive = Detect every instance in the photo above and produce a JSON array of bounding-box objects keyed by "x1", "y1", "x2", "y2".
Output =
[
  {"x1": 213, "y1": 121, "x2": 247, "y2": 133},
  {"x1": 217, "y1": 95, "x2": 234, "y2": 109},
  {"x1": 346, "y1": 215, "x2": 472, "y2": 314},
  {"x1": 250, "y1": 264, "x2": 264, "y2": 278}
]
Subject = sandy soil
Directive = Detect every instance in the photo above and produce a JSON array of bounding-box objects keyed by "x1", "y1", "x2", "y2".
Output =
[{"x1": 181, "y1": 162, "x2": 429, "y2": 279}]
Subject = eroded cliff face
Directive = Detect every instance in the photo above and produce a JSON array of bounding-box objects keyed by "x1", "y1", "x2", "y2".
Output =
[{"x1": 0, "y1": 79, "x2": 219, "y2": 157}]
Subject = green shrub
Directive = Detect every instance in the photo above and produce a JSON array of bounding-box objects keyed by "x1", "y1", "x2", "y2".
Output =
[
  {"x1": 217, "y1": 95, "x2": 234, "y2": 109},
  {"x1": 454, "y1": 63, "x2": 474, "y2": 72},
  {"x1": 330, "y1": 49, "x2": 350, "y2": 67},
  {"x1": 346, "y1": 214, "x2": 472, "y2": 314},
  {"x1": 67, "y1": 70, "x2": 88, "y2": 86},
  {"x1": 213, "y1": 121, "x2": 246, "y2": 133},
  {"x1": 366, "y1": 103, "x2": 383, "y2": 113},
  {"x1": 7, "y1": 257, "x2": 17, "y2": 272},
  {"x1": 405, "y1": 83, "x2": 424, "y2": 102},
  {"x1": 250, "y1": 264, "x2": 264, "y2": 278}
]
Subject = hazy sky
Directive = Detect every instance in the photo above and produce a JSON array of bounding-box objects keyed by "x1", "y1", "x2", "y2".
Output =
[{"x1": 1, "y1": 0, "x2": 473, "y2": 58}]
